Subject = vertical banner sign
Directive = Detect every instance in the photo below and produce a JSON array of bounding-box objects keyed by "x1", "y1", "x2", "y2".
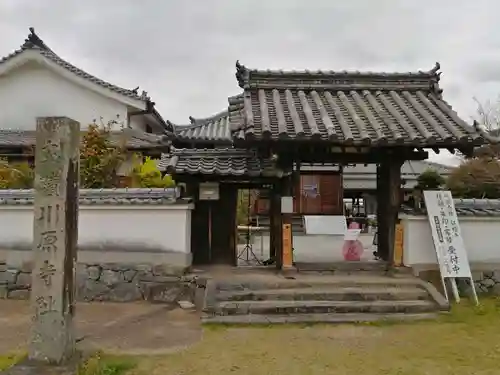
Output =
[
  {"x1": 393, "y1": 223, "x2": 404, "y2": 267},
  {"x1": 282, "y1": 223, "x2": 293, "y2": 268},
  {"x1": 423, "y1": 190, "x2": 478, "y2": 304}
]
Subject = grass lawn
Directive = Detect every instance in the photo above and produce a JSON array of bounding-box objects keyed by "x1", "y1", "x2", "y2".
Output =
[
  {"x1": 130, "y1": 298, "x2": 500, "y2": 375},
  {"x1": 2, "y1": 298, "x2": 500, "y2": 375}
]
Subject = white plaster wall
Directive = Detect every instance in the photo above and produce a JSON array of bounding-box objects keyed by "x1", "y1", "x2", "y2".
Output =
[
  {"x1": 0, "y1": 204, "x2": 192, "y2": 255},
  {"x1": 0, "y1": 61, "x2": 131, "y2": 130},
  {"x1": 401, "y1": 215, "x2": 500, "y2": 270}
]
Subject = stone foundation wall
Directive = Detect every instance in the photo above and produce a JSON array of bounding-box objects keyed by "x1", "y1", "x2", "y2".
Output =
[
  {"x1": 472, "y1": 271, "x2": 500, "y2": 294},
  {"x1": 0, "y1": 261, "x2": 198, "y2": 303},
  {"x1": 418, "y1": 269, "x2": 500, "y2": 296}
]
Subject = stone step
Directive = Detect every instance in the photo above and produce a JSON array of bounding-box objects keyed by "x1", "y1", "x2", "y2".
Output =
[
  {"x1": 216, "y1": 286, "x2": 429, "y2": 302},
  {"x1": 202, "y1": 312, "x2": 441, "y2": 325},
  {"x1": 295, "y1": 262, "x2": 389, "y2": 273},
  {"x1": 215, "y1": 276, "x2": 422, "y2": 292},
  {"x1": 213, "y1": 299, "x2": 437, "y2": 315}
]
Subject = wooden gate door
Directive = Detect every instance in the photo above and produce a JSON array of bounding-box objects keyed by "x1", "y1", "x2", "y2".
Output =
[
  {"x1": 190, "y1": 184, "x2": 238, "y2": 265},
  {"x1": 210, "y1": 184, "x2": 238, "y2": 265},
  {"x1": 299, "y1": 174, "x2": 322, "y2": 214},
  {"x1": 298, "y1": 174, "x2": 343, "y2": 215}
]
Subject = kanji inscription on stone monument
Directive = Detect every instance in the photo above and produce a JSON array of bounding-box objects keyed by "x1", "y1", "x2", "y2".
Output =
[{"x1": 29, "y1": 117, "x2": 80, "y2": 364}]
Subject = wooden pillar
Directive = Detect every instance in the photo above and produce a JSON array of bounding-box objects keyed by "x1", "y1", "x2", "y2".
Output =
[
  {"x1": 270, "y1": 182, "x2": 283, "y2": 269},
  {"x1": 281, "y1": 175, "x2": 294, "y2": 269},
  {"x1": 269, "y1": 186, "x2": 277, "y2": 260},
  {"x1": 376, "y1": 164, "x2": 387, "y2": 259},
  {"x1": 376, "y1": 160, "x2": 402, "y2": 262},
  {"x1": 30, "y1": 117, "x2": 80, "y2": 364}
]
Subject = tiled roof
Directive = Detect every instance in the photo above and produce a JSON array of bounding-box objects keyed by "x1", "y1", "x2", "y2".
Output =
[
  {"x1": 167, "y1": 111, "x2": 232, "y2": 144},
  {"x1": 0, "y1": 188, "x2": 184, "y2": 205},
  {"x1": 0, "y1": 129, "x2": 168, "y2": 150},
  {"x1": 1, "y1": 28, "x2": 149, "y2": 102},
  {"x1": 401, "y1": 199, "x2": 500, "y2": 217},
  {"x1": 232, "y1": 61, "x2": 483, "y2": 147},
  {"x1": 158, "y1": 148, "x2": 280, "y2": 176}
]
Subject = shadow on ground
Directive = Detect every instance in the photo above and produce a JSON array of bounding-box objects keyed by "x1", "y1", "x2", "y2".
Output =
[{"x1": 0, "y1": 300, "x2": 202, "y2": 355}]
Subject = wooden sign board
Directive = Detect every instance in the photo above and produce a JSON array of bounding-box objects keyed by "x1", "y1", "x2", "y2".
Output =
[
  {"x1": 199, "y1": 182, "x2": 219, "y2": 201},
  {"x1": 393, "y1": 223, "x2": 404, "y2": 267},
  {"x1": 282, "y1": 223, "x2": 293, "y2": 268}
]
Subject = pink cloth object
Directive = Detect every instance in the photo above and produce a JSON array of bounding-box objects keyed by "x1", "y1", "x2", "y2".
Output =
[{"x1": 342, "y1": 221, "x2": 364, "y2": 261}]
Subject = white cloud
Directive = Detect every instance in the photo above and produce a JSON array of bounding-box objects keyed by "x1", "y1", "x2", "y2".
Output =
[{"x1": 0, "y1": 0, "x2": 497, "y2": 125}]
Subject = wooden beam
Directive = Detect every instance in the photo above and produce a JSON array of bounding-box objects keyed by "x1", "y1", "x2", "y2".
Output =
[
  {"x1": 457, "y1": 146, "x2": 474, "y2": 158},
  {"x1": 171, "y1": 174, "x2": 279, "y2": 186}
]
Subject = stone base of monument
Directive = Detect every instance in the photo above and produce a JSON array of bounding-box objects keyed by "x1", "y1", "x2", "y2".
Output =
[{"x1": 0, "y1": 351, "x2": 87, "y2": 375}]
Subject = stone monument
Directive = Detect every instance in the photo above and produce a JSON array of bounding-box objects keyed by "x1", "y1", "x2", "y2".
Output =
[{"x1": 28, "y1": 117, "x2": 80, "y2": 364}]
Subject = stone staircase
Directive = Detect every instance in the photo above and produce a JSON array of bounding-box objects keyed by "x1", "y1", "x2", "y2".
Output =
[{"x1": 200, "y1": 267, "x2": 448, "y2": 324}]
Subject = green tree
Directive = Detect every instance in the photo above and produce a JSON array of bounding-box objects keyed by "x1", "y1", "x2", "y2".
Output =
[
  {"x1": 0, "y1": 159, "x2": 34, "y2": 189},
  {"x1": 446, "y1": 157, "x2": 500, "y2": 198},
  {"x1": 415, "y1": 169, "x2": 445, "y2": 191},
  {"x1": 131, "y1": 157, "x2": 175, "y2": 188},
  {"x1": 79, "y1": 121, "x2": 126, "y2": 188}
]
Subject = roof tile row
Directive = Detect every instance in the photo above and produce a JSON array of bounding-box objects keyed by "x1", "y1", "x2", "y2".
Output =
[
  {"x1": 401, "y1": 199, "x2": 500, "y2": 217},
  {"x1": 232, "y1": 62, "x2": 482, "y2": 146},
  {"x1": 158, "y1": 148, "x2": 280, "y2": 177},
  {"x1": 0, "y1": 188, "x2": 183, "y2": 205},
  {"x1": 168, "y1": 111, "x2": 232, "y2": 144},
  {"x1": 0, "y1": 129, "x2": 167, "y2": 150}
]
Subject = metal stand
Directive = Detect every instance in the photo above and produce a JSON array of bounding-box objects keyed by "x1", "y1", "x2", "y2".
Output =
[
  {"x1": 372, "y1": 230, "x2": 382, "y2": 260},
  {"x1": 237, "y1": 189, "x2": 262, "y2": 265},
  {"x1": 237, "y1": 229, "x2": 262, "y2": 265},
  {"x1": 256, "y1": 215, "x2": 264, "y2": 258}
]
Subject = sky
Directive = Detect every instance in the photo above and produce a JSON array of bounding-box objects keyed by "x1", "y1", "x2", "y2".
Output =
[{"x1": 0, "y1": 0, "x2": 498, "y2": 165}]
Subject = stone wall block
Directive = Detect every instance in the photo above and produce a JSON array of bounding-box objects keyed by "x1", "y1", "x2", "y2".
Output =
[
  {"x1": 152, "y1": 264, "x2": 184, "y2": 277},
  {"x1": 100, "y1": 270, "x2": 124, "y2": 286},
  {"x1": 77, "y1": 280, "x2": 110, "y2": 302},
  {"x1": 20, "y1": 261, "x2": 34, "y2": 273},
  {"x1": 108, "y1": 283, "x2": 142, "y2": 301},
  {"x1": 8, "y1": 289, "x2": 30, "y2": 299},
  {"x1": 139, "y1": 274, "x2": 180, "y2": 283},
  {"x1": 86, "y1": 266, "x2": 102, "y2": 281},
  {"x1": 0, "y1": 285, "x2": 7, "y2": 298},
  {"x1": 16, "y1": 272, "x2": 32, "y2": 288},
  {"x1": 122, "y1": 269, "x2": 137, "y2": 282},
  {"x1": 3, "y1": 262, "x2": 193, "y2": 304},
  {"x1": 2, "y1": 269, "x2": 19, "y2": 284}
]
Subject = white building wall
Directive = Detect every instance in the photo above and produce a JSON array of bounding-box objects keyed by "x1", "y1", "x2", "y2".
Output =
[
  {"x1": 401, "y1": 215, "x2": 500, "y2": 271},
  {"x1": 0, "y1": 204, "x2": 193, "y2": 268},
  {"x1": 0, "y1": 61, "x2": 132, "y2": 131}
]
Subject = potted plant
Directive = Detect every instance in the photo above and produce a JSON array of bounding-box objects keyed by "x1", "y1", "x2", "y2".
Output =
[{"x1": 367, "y1": 218, "x2": 377, "y2": 234}]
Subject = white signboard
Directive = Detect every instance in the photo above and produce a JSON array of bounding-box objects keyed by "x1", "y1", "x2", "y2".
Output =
[
  {"x1": 281, "y1": 196, "x2": 294, "y2": 214},
  {"x1": 304, "y1": 215, "x2": 347, "y2": 235},
  {"x1": 423, "y1": 190, "x2": 478, "y2": 304},
  {"x1": 423, "y1": 190, "x2": 471, "y2": 278}
]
